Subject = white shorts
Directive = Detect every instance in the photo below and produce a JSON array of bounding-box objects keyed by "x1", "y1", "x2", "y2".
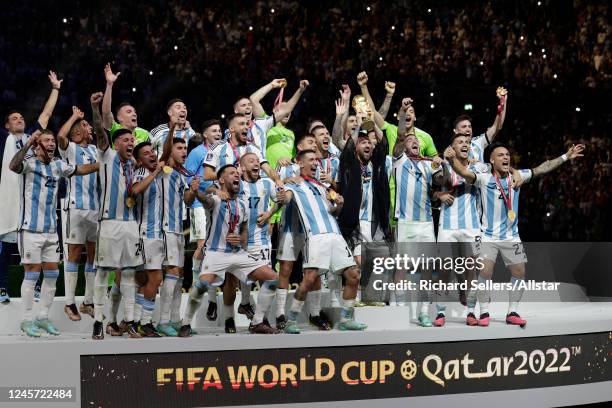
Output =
[
  {"x1": 63, "y1": 208, "x2": 98, "y2": 245},
  {"x1": 396, "y1": 221, "x2": 436, "y2": 258},
  {"x1": 96, "y1": 220, "x2": 143, "y2": 270},
  {"x1": 200, "y1": 250, "x2": 268, "y2": 286},
  {"x1": 480, "y1": 236, "x2": 528, "y2": 266},
  {"x1": 164, "y1": 232, "x2": 185, "y2": 267},
  {"x1": 189, "y1": 207, "x2": 207, "y2": 242},
  {"x1": 277, "y1": 230, "x2": 305, "y2": 262},
  {"x1": 18, "y1": 231, "x2": 60, "y2": 264},
  {"x1": 303, "y1": 233, "x2": 356, "y2": 274},
  {"x1": 437, "y1": 228, "x2": 481, "y2": 257},
  {"x1": 143, "y1": 238, "x2": 165, "y2": 270},
  {"x1": 248, "y1": 245, "x2": 272, "y2": 267},
  {"x1": 352, "y1": 220, "x2": 385, "y2": 257}
]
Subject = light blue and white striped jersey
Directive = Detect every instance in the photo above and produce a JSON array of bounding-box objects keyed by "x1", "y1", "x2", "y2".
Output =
[
  {"x1": 59, "y1": 142, "x2": 98, "y2": 211},
  {"x1": 393, "y1": 154, "x2": 442, "y2": 222},
  {"x1": 161, "y1": 169, "x2": 187, "y2": 234},
  {"x1": 468, "y1": 133, "x2": 489, "y2": 163},
  {"x1": 184, "y1": 144, "x2": 213, "y2": 209},
  {"x1": 150, "y1": 123, "x2": 196, "y2": 158},
  {"x1": 285, "y1": 179, "x2": 340, "y2": 237},
  {"x1": 440, "y1": 162, "x2": 489, "y2": 231},
  {"x1": 98, "y1": 148, "x2": 137, "y2": 221},
  {"x1": 19, "y1": 156, "x2": 76, "y2": 233},
  {"x1": 204, "y1": 141, "x2": 266, "y2": 174},
  {"x1": 205, "y1": 195, "x2": 248, "y2": 253},
  {"x1": 277, "y1": 162, "x2": 302, "y2": 234},
  {"x1": 328, "y1": 142, "x2": 341, "y2": 157},
  {"x1": 315, "y1": 154, "x2": 340, "y2": 188},
  {"x1": 134, "y1": 168, "x2": 163, "y2": 239},
  {"x1": 239, "y1": 178, "x2": 276, "y2": 250},
  {"x1": 359, "y1": 156, "x2": 393, "y2": 221},
  {"x1": 475, "y1": 169, "x2": 532, "y2": 240},
  {"x1": 223, "y1": 115, "x2": 275, "y2": 156}
]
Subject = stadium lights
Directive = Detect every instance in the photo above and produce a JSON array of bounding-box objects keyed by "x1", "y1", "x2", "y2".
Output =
[
  {"x1": 543, "y1": 54, "x2": 547, "y2": 59},
  {"x1": 529, "y1": 51, "x2": 533, "y2": 56},
  {"x1": 149, "y1": 71, "x2": 154, "y2": 76},
  {"x1": 221, "y1": 114, "x2": 226, "y2": 119},
  {"x1": 270, "y1": 8, "x2": 274, "y2": 13},
  {"x1": 427, "y1": 8, "x2": 431, "y2": 13},
  {"x1": 546, "y1": 212, "x2": 551, "y2": 217},
  {"x1": 249, "y1": 26, "x2": 253, "y2": 31},
  {"x1": 430, "y1": 104, "x2": 435, "y2": 109},
  {"x1": 174, "y1": 45, "x2": 178, "y2": 50},
  {"x1": 520, "y1": 36, "x2": 524, "y2": 41},
  {"x1": 541, "y1": 48, "x2": 545, "y2": 53},
  {"x1": 379, "y1": 57, "x2": 383, "y2": 61},
  {"x1": 575, "y1": 107, "x2": 581, "y2": 112},
  {"x1": 480, "y1": 61, "x2": 484, "y2": 66},
  {"x1": 132, "y1": 87, "x2": 136, "y2": 92},
  {"x1": 430, "y1": 92, "x2": 434, "y2": 97},
  {"x1": 393, "y1": 113, "x2": 397, "y2": 117},
  {"x1": 367, "y1": 6, "x2": 371, "y2": 11},
  {"x1": 464, "y1": 104, "x2": 473, "y2": 111},
  {"x1": 62, "y1": 18, "x2": 67, "y2": 23},
  {"x1": 358, "y1": 38, "x2": 363, "y2": 44},
  {"x1": 391, "y1": 25, "x2": 396, "y2": 30},
  {"x1": 537, "y1": 1, "x2": 542, "y2": 5},
  {"x1": 553, "y1": 73, "x2": 558, "y2": 79}
]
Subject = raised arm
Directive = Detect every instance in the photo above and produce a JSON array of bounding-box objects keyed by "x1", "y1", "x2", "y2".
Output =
[
  {"x1": 357, "y1": 71, "x2": 385, "y2": 129},
  {"x1": 37, "y1": 71, "x2": 63, "y2": 129},
  {"x1": 249, "y1": 78, "x2": 286, "y2": 119},
  {"x1": 444, "y1": 146, "x2": 476, "y2": 184},
  {"x1": 10, "y1": 134, "x2": 37, "y2": 173},
  {"x1": 485, "y1": 87, "x2": 509, "y2": 142},
  {"x1": 57, "y1": 106, "x2": 84, "y2": 150},
  {"x1": 532, "y1": 144, "x2": 584, "y2": 178},
  {"x1": 261, "y1": 162, "x2": 283, "y2": 187},
  {"x1": 332, "y1": 86, "x2": 350, "y2": 150},
  {"x1": 159, "y1": 123, "x2": 175, "y2": 164},
  {"x1": 102, "y1": 63, "x2": 121, "y2": 129},
  {"x1": 377, "y1": 81, "x2": 395, "y2": 120},
  {"x1": 396, "y1": 97, "x2": 412, "y2": 140},
  {"x1": 91, "y1": 92, "x2": 109, "y2": 151},
  {"x1": 274, "y1": 80, "x2": 309, "y2": 122}
]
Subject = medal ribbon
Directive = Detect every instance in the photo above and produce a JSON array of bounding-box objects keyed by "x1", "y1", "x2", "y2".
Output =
[
  {"x1": 497, "y1": 95, "x2": 506, "y2": 115},
  {"x1": 493, "y1": 170, "x2": 513, "y2": 214},
  {"x1": 303, "y1": 175, "x2": 325, "y2": 189},
  {"x1": 227, "y1": 199, "x2": 239, "y2": 234},
  {"x1": 122, "y1": 160, "x2": 134, "y2": 196}
]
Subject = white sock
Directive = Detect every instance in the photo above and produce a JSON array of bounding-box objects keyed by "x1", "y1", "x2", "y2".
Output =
[
  {"x1": 340, "y1": 298, "x2": 355, "y2": 322},
  {"x1": 395, "y1": 289, "x2": 407, "y2": 305},
  {"x1": 223, "y1": 303, "x2": 235, "y2": 320},
  {"x1": 141, "y1": 296, "x2": 156, "y2": 325},
  {"x1": 307, "y1": 290, "x2": 322, "y2": 317},
  {"x1": 84, "y1": 263, "x2": 96, "y2": 304},
  {"x1": 477, "y1": 276, "x2": 491, "y2": 315},
  {"x1": 120, "y1": 271, "x2": 136, "y2": 322},
  {"x1": 21, "y1": 271, "x2": 39, "y2": 321},
  {"x1": 192, "y1": 256, "x2": 202, "y2": 282},
  {"x1": 240, "y1": 281, "x2": 251, "y2": 305},
  {"x1": 252, "y1": 281, "x2": 276, "y2": 325},
  {"x1": 276, "y1": 288, "x2": 288, "y2": 317},
  {"x1": 508, "y1": 276, "x2": 524, "y2": 314},
  {"x1": 287, "y1": 298, "x2": 304, "y2": 322},
  {"x1": 207, "y1": 286, "x2": 217, "y2": 304},
  {"x1": 38, "y1": 269, "x2": 59, "y2": 320},
  {"x1": 134, "y1": 292, "x2": 144, "y2": 323},
  {"x1": 160, "y1": 275, "x2": 178, "y2": 324},
  {"x1": 170, "y1": 277, "x2": 184, "y2": 323},
  {"x1": 182, "y1": 283, "x2": 206, "y2": 326},
  {"x1": 94, "y1": 269, "x2": 109, "y2": 321},
  {"x1": 64, "y1": 261, "x2": 78, "y2": 305},
  {"x1": 109, "y1": 282, "x2": 121, "y2": 322}
]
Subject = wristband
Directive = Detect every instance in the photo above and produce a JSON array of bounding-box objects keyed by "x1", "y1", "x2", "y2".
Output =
[{"x1": 561, "y1": 154, "x2": 568, "y2": 162}]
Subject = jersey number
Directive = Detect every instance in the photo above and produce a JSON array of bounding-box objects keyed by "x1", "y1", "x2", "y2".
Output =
[
  {"x1": 45, "y1": 177, "x2": 57, "y2": 188},
  {"x1": 248, "y1": 197, "x2": 261, "y2": 209},
  {"x1": 308, "y1": 186, "x2": 321, "y2": 196}
]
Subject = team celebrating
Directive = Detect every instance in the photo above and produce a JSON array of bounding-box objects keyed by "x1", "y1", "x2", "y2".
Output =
[{"x1": 3, "y1": 66, "x2": 584, "y2": 339}]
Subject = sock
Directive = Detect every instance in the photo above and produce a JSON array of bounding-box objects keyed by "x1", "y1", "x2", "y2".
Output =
[
  {"x1": 120, "y1": 270, "x2": 136, "y2": 322},
  {"x1": 182, "y1": 282, "x2": 207, "y2": 325},
  {"x1": 84, "y1": 263, "x2": 96, "y2": 304},
  {"x1": 276, "y1": 288, "x2": 288, "y2": 317},
  {"x1": 477, "y1": 275, "x2": 491, "y2": 315},
  {"x1": 419, "y1": 287, "x2": 432, "y2": 314},
  {"x1": 223, "y1": 303, "x2": 235, "y2": 320},
  {"x1": 508, "y1": 276, "x2": 525, "y2": 314},
  {"x1": 252, "y1": 280, "x2": 276, "y2": 325},
  {"x1": 287, "y1": 297, "x2": 304, "y2": 322},
  {"x1": 340, "y1": 298, "x2": 355, "y2": 322},
  {"x1": 240, "y1": 281, "x2": 251, "y2": 305},
  {"x1": 434, "y1": 290, "x2": 446, "y2": 316},
  {"x1": 207, "y1": 286, "x2": 217, "y2": 304},
  {"x1": 395, "y1": 289, "x2": 407, "y2": 305},
  {"x1": 307, "y1": 290, "x2": 322, "y2": 317},
  {"x1": 135, "y1": 292, "x2": 144, "y2": 323},
  {"x1": 192, "y1": 256, "x2": 202, "y2": 282},
  {"x1": 328, "y1": 272, "x2": 342, "y2": 305},
  {"x1": 21, "y1": 271, "x2": 39, "y2": 321},
  {"x1": 171, "y1": 277, "x2": 184, "y2": 323},
  {"x1": 160, "y1": 275, "x2": 178, "y2": 324},
  {"x1": 109, "y1": 282, "x2": 121, "y2": 322},
  {"x1": 64, "y1": 261, "x2": 79, "y2": 305},
  {"x1": 94, "y1": 269, "x2": 109, "y2": 321},
  {"x1": 38, "y1": 269, "x2": 59, "y2": 320},
  {"x1": 466, "y1": 289, "x2": 477, "y2": 314},
  {"x1": 141, "y1": 296, "x2": 156, "y2": 325}
]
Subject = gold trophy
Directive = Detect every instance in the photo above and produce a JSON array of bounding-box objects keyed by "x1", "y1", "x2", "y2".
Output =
[{"x1": 352, "y1": 95, "x2": 375, "y2": 132}]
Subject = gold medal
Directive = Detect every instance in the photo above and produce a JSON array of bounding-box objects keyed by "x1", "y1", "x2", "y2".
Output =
[
  {"x1": 125, "y1": 197, "x2": 135, "y2": 208},
  {"x1": 507, "y1": 210, "x2": 516, "y2": 221},
  {"x1": 163, "y1": 165, "x2": 173, "y2": 174},
  {"x1": 279, "y1": 79, "x2": 287, "y2": 88},
  {"x1": 431, "y1": 161, "x2": 440, "y2": 170},
  {"x1": 328, "y1": 190, "x2": 338, "y2": 202}
]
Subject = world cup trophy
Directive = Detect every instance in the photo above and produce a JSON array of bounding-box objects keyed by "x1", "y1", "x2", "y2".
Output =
[{"x1": 352, "y1": 95, "x2": 375, "y2": 132}]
